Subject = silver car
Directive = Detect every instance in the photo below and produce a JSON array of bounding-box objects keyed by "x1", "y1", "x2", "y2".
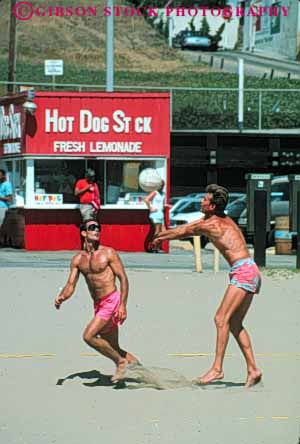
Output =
[{"x1": 181, "y1": 33, "x2": 212, "y2": 51}]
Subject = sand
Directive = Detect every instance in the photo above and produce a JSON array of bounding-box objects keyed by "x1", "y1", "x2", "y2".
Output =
[{"x1": 0, "y1": 266, "x2": 299, "y2": 444}]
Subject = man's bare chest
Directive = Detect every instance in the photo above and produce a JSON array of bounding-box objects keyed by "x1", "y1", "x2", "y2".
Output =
[{"x1": 78, "y1": 254, "x2": 109, "y2": 274}]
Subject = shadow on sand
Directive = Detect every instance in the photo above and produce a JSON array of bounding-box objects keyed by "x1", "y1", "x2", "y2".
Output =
[{"x1": 56, "y1": 365, "x2": 250, "y2": 391}]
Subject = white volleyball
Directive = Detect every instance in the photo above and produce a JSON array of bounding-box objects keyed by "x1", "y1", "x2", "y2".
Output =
[{"x1": 139, "y1": 168, "x2": 162, "y2": 192}]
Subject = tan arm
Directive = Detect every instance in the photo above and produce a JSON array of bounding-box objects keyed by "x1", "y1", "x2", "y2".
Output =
[
  {"x1": 54, "y1": 256, "x2": 80, "y2": 309},
  {"x1": 154, "y1": 218, "x2": 212, "y2": 243},
  {"x1": 144, "y1": 191, "x2": 156, "y2": 211},
  {"x1": 108, "y1": 249, "x2": 129, "y2": 322}
]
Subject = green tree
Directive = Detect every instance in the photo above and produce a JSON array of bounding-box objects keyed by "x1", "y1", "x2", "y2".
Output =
[
  {"x1": 188, "y1": 17, "x2": 196, "y2": 32},
  {"x1": 211, "y1": 22, "x2": 225, "y2": 48},
  {"x1": 199, "y1": 17, "x2": 210, "y2": 37}
]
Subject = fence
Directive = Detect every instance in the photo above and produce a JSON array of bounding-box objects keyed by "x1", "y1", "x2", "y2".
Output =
[{"x1": 1, "y1": 81, "x2": 300, "y2": 133}]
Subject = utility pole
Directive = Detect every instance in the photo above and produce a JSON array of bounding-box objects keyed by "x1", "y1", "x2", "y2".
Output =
[
  {"x1": 238, "y1": 58, "x2": 244, "y2": 132},
  {"x1": 8, "y1": 0, "x2": 17, "y2": 93},
  {"x1": 106, "y1": 0, "x2": 114, "y2": 92}
]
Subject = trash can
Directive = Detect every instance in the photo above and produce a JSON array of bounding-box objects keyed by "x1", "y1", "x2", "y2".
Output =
[{"x1": 275, "y1": 216, "x2": 292, "y2": 255}]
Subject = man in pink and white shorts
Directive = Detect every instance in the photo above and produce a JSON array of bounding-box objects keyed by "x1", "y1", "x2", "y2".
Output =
[
  {"x1": 93, "y1": 289, "x2": 123, "y2": 334},
  {"x1": 54, "y1": 219, "x2": 139, "y2": 383},
  {"x1": 154, "y1": 184, "x2": 263, "y2": 388}
]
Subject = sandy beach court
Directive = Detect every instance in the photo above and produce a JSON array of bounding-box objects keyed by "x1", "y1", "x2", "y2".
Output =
[{"x1": 0, "y1": 266, "x2": 299, "y2": 443}]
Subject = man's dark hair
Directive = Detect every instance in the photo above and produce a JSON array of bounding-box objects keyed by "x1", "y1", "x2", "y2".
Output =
[
  {"x1": 85, "y1": 168, "x2": 96, "y2": 178},
  {"x1": 0, "y1": 169, "x2": 6, "y2": 176},
  {"x1": 205, "y1": 184, "x2": 229, "y2": 215},
  {"x1": 80, "y1": 219, "x2": 101, "y2": 235}
]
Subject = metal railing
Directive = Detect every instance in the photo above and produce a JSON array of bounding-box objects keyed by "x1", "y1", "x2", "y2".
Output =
[{"x1": 1, "y1": 80, "x2": 300, "y2": 133}]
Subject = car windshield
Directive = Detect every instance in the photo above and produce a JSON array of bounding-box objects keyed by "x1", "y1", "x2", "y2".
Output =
[
  {"x1": 226, "y1": 197, "x2": 247, "y2": 216},
  {"x1": 271, "y1": 182, "x2": 289, "y2": 200},
  {"x1": 171, "y1": 199, "x2": 200, "y2": 215},
  {"x1": 179, "y1": 201, "x2": 201, "y2": 213}
]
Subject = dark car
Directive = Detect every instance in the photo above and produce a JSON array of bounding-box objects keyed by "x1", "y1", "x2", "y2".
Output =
[
  {"x1": 173, "y1": 31, "x2": 217, "y2": 51},
  {"x1": 225, "y1": 195, "x2": 247, "y2": 224},
  {"x1": 237, "y1": 177, "x2": 289, "y2": 247},
  {"x1": 181, "y1": 32, "x2": 214, "y2": 51}
]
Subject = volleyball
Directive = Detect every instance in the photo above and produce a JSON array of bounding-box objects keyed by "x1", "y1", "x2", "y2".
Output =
[{"x1": 139, "y1": 168, "x2": 162, "y2": 192}]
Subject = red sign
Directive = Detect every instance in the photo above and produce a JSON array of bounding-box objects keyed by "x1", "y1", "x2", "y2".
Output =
[
  {"x1": 0, "y1": 98, "x2": 26, "y2": 157},
  {"x1": 22, "y1": 92, "x2": 170, "y2": 158}
]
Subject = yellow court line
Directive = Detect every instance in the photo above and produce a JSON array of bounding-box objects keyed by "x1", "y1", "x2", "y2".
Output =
[
  {"x1": 168, "y1": 352, "x2": 299, "y2": 358},
  {"x1": 37, "y1": 354, "x2": 56, "y2": 357},
  {"x1": 1, "y1": 352, "x2": 298, "y2": 360},
  {"x1": 271, "y1": 416, "x2": 289, "y2": 420},
  {"x1": 255, "y1": 417, "x2": 265, "y2": 420},
  {"x1": 0, "y1": 354, "x2": 34, "y2": 358},
  {"x1": 0, "y1": 353, "x2": 55, "y2": 359},
  {"x1": 168, "y1": 353, "x2": 234, "y2": 357}
]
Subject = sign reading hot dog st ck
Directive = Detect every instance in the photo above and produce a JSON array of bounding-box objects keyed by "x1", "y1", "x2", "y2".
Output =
[{"x1": 13, "y1": 92, "x2": 170, "y2": 158}]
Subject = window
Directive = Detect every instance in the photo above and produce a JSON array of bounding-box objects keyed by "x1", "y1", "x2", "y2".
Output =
[
  {"x1": 104, "y1": 159, "x2": 165, "y2": 205},
  {"x1": 34, "y1": 159, "x2": 86, "y2": 204},
  {"x1": 30, "y1": 158, "x2": 166, "y2": 207},
  {"x1": 0, "y1": 159, "x2": 26, "y2": 206}
]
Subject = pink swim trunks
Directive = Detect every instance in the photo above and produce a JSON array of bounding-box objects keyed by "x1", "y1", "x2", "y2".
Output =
[
  {"x1": 94, "y1": 290, "x2": 121, "y2": 333},
  {"x1": 229, "y1": 258, "x2": 262, "y2": 294}
]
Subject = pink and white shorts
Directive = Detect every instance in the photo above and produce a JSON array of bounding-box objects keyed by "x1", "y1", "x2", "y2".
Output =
[
  {"x1": 229, "y1": 258, "x2": 262, "y2": 294},
  {"x1": 94, "y1": 290, "x2": 121, "y2": 333}
]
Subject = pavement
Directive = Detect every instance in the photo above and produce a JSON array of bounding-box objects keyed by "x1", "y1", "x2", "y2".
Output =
[
  {"x1": 0, "y1": 240, "x2": 299, "y2": 271},
  {"x1": 182, "y1": 49, "x2": 300, "y2": 79},
  {"x1": 0, "y1": 241, "x2": 300, "y2": 444}
]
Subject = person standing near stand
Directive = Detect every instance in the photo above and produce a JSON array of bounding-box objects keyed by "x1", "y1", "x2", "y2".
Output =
[
  {"x1": 74, "y1": 169, "x2": 101, "y2": 222},
  {"x1": 144, "y1": 179, "x2": 166, "y2": 253},
  {"x1": 0, "y1": 169, "x2": 13, "y2": 227}
]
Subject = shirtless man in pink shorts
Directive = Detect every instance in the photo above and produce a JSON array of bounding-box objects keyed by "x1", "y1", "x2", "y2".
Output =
[
  {"x1": 54, "y1": 219, "x2": 138, "y2": 383},
  {"x1": 153, "y1": 184, "x2": 262, "y2": 388}
]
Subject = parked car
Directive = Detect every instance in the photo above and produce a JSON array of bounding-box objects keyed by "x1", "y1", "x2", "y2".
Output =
[
  {"x1": 180, "y1": 32, "x2": 217, "y2": 51},
  {"x1": 170, "y1": 192, "x2": 244, "y2": 222},
  {"x1": 170, "y1": 197, "x2": 204, "y2": 227},
  {"x1": 237, "y1": 176, "x2": 289, "y2": 246},
  {"x1": 225, "y1": 195, "x2": 247, "y2": 223},
  {"x1": 170, "y1": 196, "x2": 183, "y2": 207},
  {"x1": 169, "y1": 192, "x2": 246, "y2": 248}
]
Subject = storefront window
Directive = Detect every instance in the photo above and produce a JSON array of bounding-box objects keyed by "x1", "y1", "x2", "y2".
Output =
[
  {"x1": 105, "y1": 159, "x2": 166, "y2": 205},
  {"x1": 0, "y1": 159, "x2": 27, "y2": 206},
  {"x1": 4, "y1": 158, "x2": 166, "y2": 207},
  {"x1": 34, "y1": 159, "x2": 86, "y2": 204}
]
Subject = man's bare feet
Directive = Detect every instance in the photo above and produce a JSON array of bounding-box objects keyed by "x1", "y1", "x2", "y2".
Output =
[
  {"x1": 111, "y1": 359, "x2": 128, "y2": 383},
  {"x1": 125, "y1": 352, "x2": 141, "y2": 365},
  {"x1": 245, "y1": 369, "x2": 262, "y2": 388},
  {"x1": 193, "y1": 368, "x2": 224, "y2": 385}
]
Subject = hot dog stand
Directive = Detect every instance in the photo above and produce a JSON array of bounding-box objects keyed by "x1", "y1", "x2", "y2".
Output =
[{"x1": 0, "y1": 91, "x2": 170, "y2": 251}]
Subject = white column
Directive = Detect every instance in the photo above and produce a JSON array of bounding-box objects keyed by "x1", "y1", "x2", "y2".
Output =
[
  {"x1": 238, "y1": 58, "x2": 244, "y2": 131},
  {"x1": 168, "y1": 17, "x2": 174, "y2": 48},
  {"x1": 25, "y1": 158, "x2": 34, "y2": 206}
]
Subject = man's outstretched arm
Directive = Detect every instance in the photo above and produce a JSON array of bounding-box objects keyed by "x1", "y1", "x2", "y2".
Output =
[
  {"x1": 153, "y1": 218, "x2": 209, "y2": 244},
  {"x1": 54, "y1": 256, "x2": 80, "y2": 309}
]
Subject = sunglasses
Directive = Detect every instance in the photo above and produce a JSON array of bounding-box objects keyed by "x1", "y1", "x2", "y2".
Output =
[{"x1": 86, "y1": 224, "x2": 101, "y2": 232}]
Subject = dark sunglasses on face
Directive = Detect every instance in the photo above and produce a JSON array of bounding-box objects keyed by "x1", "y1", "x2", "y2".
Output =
[{"x1": 86, "y1": 224, "x2": 101, "y2": 232}]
